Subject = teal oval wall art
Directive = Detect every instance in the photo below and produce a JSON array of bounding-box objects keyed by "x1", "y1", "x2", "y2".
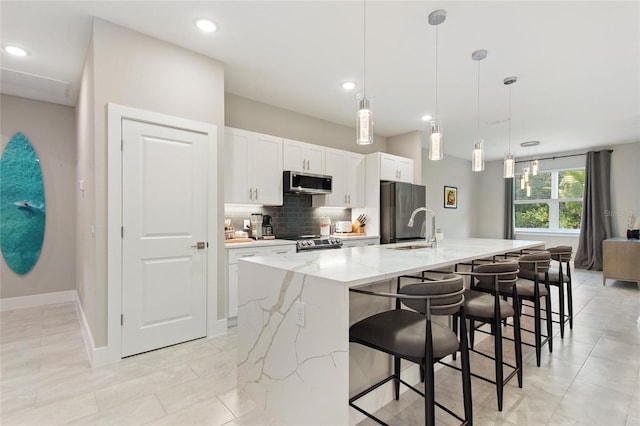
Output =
[{"x1": 0, "y1": 132, "x2": 46, "y2": 275}]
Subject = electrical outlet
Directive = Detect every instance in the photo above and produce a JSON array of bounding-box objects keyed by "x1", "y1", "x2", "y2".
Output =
[
  {"x1": 244, "y1": 219, "x2": 250, "y2": 229},
  {"x1": 295, "y1": 301, "x2": 305, "y2": 327}
]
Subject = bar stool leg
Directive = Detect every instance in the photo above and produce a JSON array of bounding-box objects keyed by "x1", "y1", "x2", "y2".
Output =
[
  {"x1": 558, "y1": 282, "x2": 566, "y2": 338},
  {"x1": 567, "y1": 279, "x2": 574, "y2": 329}
]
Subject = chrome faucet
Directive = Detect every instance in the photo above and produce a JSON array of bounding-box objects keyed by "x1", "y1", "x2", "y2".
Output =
[{"x1": 407, "y1": 207, "x2": 437, "y2": 246}]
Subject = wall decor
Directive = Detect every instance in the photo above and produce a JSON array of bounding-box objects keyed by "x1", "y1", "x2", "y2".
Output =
[
  {"x1": 0, "y1": 132, "x2": 46, "y2": 275},
  {"x1": 444, "y1": 185, "x2": 457, "y2": 209}
]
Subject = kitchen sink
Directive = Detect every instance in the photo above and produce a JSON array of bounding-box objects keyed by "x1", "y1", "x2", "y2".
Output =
[{"x1": 390, "y1": 243, "x2": 434, "y2": 250}]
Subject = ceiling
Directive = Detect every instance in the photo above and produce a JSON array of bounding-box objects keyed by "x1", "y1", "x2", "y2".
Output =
[{"x1": 1, "y1": 1, "x2": 638, "y2": 161}]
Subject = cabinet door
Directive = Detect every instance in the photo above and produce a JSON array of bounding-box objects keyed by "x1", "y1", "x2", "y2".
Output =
[
  {"x1": 397, "y1": 157, "x2": 414, "y2": 183},
  {"x1": 283, "y1": 139, "x2": 306, "y2": 172},
  {"x1": 379, "y1": 154, "x2": 399, "y2": 181},
  {"x1": 225, "y1": 128, "x2": 251, "y2": 203},
  {"x1": 251, "y1": 134, "x2": 283, "y2": 205},
  {"x1": 305, "y1": 144, "x2": 325, "y2": 174},
  {"x1": 323, "y1": 148, "x2": 347, "y2": 207},
  {"x1": 345, "y1": 152, "x2": 365, "y2": 207}
]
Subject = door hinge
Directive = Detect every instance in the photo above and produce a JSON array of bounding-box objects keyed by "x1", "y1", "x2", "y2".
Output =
[{"x1": 120, "y1": 314, "x2": 123, "y2": 326}]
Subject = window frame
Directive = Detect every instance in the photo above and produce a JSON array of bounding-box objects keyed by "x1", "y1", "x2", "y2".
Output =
[{"x1": 514, "y1": 167, "x2": 584, "y2": 235}]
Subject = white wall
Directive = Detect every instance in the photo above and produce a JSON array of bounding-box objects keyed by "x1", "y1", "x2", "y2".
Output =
[
  {"x1": 77, "y1": 18, "x2": 225, "y2": 346},
  {"x1": 472, "y1": 160, "x2": 505, "y2": 238},
  {"x1": 1, "y1": 95, "x2": 76, "y2": 298},
  {"x1": 421, "y1": 149, "x2": 475, "y2": 238},
  {"x1": 225, "y1": 93, "x2": 387, "y2": 154}
]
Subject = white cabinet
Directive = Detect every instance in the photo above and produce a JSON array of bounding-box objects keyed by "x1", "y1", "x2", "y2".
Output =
[
  {"x1": 314, "y1": 148, "x2": 365, "y2": 208},
  {"x1": 379, "y1": 153, "x2": 413, "y2": 183},
  {"x1": 283, "y1": 139, "x2": 325, "y2": 174},
  {"x1": 225, "y1": 127, "x2": 283, "y2": 205},
  {"x1": 226, "y1": 243, "x2": 296, "y2": 318},
  {"x1": 340, "y1": 237, "x2": 379, "y2": 248}
]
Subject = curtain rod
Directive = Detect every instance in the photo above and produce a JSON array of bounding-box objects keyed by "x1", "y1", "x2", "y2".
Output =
[{"x1": 515, "y1": 149, "x2": 613, "y2": 164}]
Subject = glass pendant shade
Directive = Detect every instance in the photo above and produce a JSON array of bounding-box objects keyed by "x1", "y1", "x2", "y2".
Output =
[
  {"x1": 520, "y1": 175, "x2": 525, "y2": 189},
  {"x1": 471, "y1": 139, "x2": 484, "y2": 171},
  {"x1": 526, "y1": 183, "x2": 531, "y2": 197},
  {"x1": 504, "y1": 153, "x2": 515, "y2": 178},
  {"x1": 429, "y1": 121, "x2": 443, "y2": 160},
  {"x1": 523, "y1": 167, "x2": 530, "y2": 183},
  {"x1": 531, "y1": 159, "x2": 539, "y2": 175},
  {"x1": 356, "y1": 97, "x2": 373, "y2": 145}
]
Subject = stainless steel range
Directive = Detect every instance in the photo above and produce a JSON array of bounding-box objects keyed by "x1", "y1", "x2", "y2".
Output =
[{"x1": 284, "y1": 235, "x2": 343, "y2": 252}]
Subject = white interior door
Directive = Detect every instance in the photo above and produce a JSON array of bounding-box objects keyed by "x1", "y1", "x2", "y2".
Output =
[{"x1": 121, "y1": 119, "x2": 208, "y2": 357}]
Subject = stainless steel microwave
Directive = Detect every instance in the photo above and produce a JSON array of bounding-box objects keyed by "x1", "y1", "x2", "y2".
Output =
[{"x1": 283, "y1": 171, "x2": 332, "y2": 195}]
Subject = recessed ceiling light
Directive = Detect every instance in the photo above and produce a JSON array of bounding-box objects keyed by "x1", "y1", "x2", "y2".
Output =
[
  {"x1": 421, "y1": 114, "x2": 432, "y2": 122},
  {"x1": 520, "y1": 141, "x2": 540, "y2": 147},
  {"x1": 195, "y1": 19, "x2": 217, "y2": 33},
  {"x1": 4, "y1": 45, "x2": 28, "y2": 57},
  {"x1": 341, "y1": 81, "x2": 356, "y2": 91}
]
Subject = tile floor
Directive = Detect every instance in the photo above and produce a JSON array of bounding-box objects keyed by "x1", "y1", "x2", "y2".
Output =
[{"x1": 1, "y1": 267, "x2": 638, "y2": 425}]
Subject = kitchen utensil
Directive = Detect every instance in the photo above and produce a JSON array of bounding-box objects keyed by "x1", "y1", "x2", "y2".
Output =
[
  {"x1": 335, "y1": 221, "x2": 352, "y2": 233},
  {"x1": 262, "y1": 215, "x2": 274, "y2": 237},
  {"x1": 250, "y1": 213, "x2": 263, "y2": 239},
  {"x1": 320, "y1": 216, "x2": 331, "y2": 237}
]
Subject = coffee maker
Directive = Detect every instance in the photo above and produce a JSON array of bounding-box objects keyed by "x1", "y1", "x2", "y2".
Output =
[
  {"x1": 262, "y1": 215, "x2": 275, "y2": 239},
  {"x1": 250, "y1": 213, "x2": 263, "y2": 240}
]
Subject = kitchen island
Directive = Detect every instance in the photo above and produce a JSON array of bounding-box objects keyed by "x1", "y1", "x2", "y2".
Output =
[{"x1": 237, "y1": 238, "x2": 543, "y2": 425}]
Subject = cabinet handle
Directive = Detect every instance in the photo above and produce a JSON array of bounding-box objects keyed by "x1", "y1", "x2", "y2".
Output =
[
  {"x1": 254, "y1": 188, "x2": 258, "y2": 200},
  {"x1": 348, "y1": 194, "x2": 351, "y2": 204},
  {"x1": 241, "y1": 254, "x2": 256, "y2": 258},
  {"x1": 274, "y1": 250, "x2": 289, "y2": 254},
  {"x1": 302, "y1": 159, "x2": 306, "y2": 170},
  {"x1": 249, "y1": 188, "x2": 253, "y2": 200},
  {"x1": 344, "y1": 195, "x2": 347, "y2": 204},
  {"x1": 306, "y1": 159, "x2": 310, "y2": 170}
]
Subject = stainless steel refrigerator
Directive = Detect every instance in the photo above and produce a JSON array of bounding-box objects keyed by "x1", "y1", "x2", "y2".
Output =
[{"x1": 380, "y1": 181, "x2": 426, "y2": 244}]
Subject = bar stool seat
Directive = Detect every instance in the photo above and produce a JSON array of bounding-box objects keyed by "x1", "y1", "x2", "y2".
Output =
[{"x1": 464, "y1": 290, "x2": 515, "y2": 319}]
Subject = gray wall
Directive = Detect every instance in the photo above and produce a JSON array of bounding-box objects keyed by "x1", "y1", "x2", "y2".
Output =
[
  {"x1": 1, "y1": 95, "x2": 76, "y2": 298},
  {"x1": 77, "y1": 18, "x2": 225, "y2": 346},
  {"x1": 421, "y1": 149, "x2": 475, "y2": 239},
  {"x1": 473, "y1": 141, "x2": 640, "y2": 251},
  {"x1": 225, "y1": 93, "x2": 387, "y2": 154}
]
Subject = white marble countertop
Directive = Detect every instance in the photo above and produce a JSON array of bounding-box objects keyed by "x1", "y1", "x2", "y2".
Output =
[
  {"x1": 331, "y1": 234, "x2": 379, "y2": 240},
  {"x1": 224, "y1": 239, "x2": 296, "y2": 249},
  {"x1": 239, "y1": 238, "x2": 544, "y2": 288}
]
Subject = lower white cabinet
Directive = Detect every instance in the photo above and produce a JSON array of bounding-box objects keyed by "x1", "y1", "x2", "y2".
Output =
[
  {"x1": 226, "y1": 244, "x2": 296, "y2": 319},
  {"x1": 340, "y1": 237, "x2": 379, "y2": 248}
]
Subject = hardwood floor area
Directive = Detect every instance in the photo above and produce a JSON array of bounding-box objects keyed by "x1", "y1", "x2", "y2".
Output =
[{"x1": 1, "y1": 267, "x2": 638, "y2": 425}]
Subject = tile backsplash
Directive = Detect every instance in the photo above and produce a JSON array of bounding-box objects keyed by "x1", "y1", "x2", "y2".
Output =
[{"x1": 224, "y1": 194, "x2": 351, "y2": 238}]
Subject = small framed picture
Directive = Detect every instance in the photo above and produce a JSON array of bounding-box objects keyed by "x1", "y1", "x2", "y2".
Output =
[{"x1": 444, "y1": 186, "x2": 457, "y2": 209}]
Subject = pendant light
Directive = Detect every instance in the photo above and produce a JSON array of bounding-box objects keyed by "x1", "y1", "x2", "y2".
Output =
[
  {"x1": 356, "y1": 0, "x2": 373, "y2": 145},
  {"x1": 531, "y1": 159, "x2": 539, "y2": 176},
  {"x1": 471, "y1": 49, "x2": 487, "y2": 172},
  {"x1": 428, "y1": 9, "x2": 446, "y2": 160},
  {"x1": 503, "y1": 76, "x2": 517, "y2": 178}
]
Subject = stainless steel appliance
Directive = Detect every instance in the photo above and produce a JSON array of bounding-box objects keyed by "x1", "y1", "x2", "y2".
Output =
[
  {"x1": 283, "y1": 235, "x2": 343, "y2": 252},
  {"x1": 250, "y1": 213, "x2": 263, "y2": 239},
  {"x1": 335, "y1": 221, "x2": 352, "y2": 233},
  {"x1": 262, "y1": 215, "x2": 274, "y2": 239},
  {"x1": 380, "y1": 181, "x2": 427, "y2": 244},
  {"x1": 284, "y1": 171, "x2": 332, "y2": 194}
]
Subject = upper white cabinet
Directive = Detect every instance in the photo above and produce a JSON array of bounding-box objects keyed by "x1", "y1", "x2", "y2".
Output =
[
  {"x1": 225, "y1": 127, "x2": 283, "y2": 205},
  {"x1": 379, "y1": 153, "x2": 413, "y2": 183},
  {"x1": 314, "y1": 148, "x2": 365, "y2": 208},
  {"x1": 283, "y1": 139, "x2": 325, "y2": 174}
]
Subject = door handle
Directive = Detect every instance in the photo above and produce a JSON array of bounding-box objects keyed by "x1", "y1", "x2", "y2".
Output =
[{"x1": 190, "y1": 242, "x2": 206, "y2": 250}]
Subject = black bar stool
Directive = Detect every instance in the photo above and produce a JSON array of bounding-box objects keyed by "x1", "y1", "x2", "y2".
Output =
[{"x1": 349, "y1": 274, "x2": 472, "y2": 426}]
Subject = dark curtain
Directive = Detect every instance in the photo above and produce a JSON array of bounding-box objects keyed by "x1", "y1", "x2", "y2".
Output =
[
  {"x1": 574, "y1": 150, "x2": 612, "y2": 270},
  {"x1": 504, "y1": 178, "x2": 515, "y2": 239}
]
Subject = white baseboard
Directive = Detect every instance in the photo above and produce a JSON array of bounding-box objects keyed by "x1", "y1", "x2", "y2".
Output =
[
  {"x1": 73, "y1": 292, "x2": 109, "y2": 367},
  {"x1": 0, "y1": 290, "x2": 76, "y2": 311},
  {"x1": 209, "y1": 318, "x2": 229, "y2": 337}
]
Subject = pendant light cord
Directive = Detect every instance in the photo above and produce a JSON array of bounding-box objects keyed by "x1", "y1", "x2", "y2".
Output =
[
  {"x1": 363, "y1": 0, "x2": 367, "y2": 99},
  {"x1": 508, "y1": 84, "x2": 512, "y2": 152},
  {"x1": 476, "y1": 60, "x2": 480, "y2": 138},
  {"x1": 434, "y1": 25, "x2": 439, "y2": 120}
]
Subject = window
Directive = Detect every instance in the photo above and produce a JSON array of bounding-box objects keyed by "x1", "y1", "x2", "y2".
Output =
[{"x1": 515, "y1": 168, "x2": 584, "y2": 232}]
